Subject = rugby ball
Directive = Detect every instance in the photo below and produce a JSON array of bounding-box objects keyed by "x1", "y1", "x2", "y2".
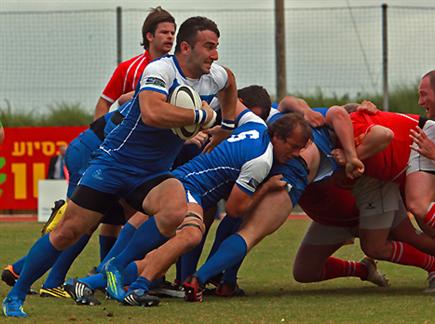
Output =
[{"x1": 170, "y1": 85, "x2": 202, "y2": 140}]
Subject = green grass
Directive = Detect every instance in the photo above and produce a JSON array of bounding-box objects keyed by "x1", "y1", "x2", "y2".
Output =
[
  {"x1": 0, "y1": 221, "x2": 433, "y2": 323},
  {"x1": 0, "y1": 102, "x2": 92, "y2": 127}
]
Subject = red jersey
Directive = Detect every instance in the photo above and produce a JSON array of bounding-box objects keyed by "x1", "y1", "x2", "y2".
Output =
[
  {"x1": 351, "y1": 111, "x2": 419, "y2": 183},
  {"x1": 299, "y1": 181, "x2": 359, "y2": 227},
  {"x1": 101, "y1": 51, "x2": 152, "y2": 103}
]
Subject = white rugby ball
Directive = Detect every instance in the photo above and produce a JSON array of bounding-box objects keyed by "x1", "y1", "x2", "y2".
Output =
[{"x1": 169, "y1": 85, "x2": 202, "y2": 140}]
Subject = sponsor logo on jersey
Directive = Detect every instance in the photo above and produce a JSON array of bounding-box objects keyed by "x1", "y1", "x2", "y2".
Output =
[
  {"x1": 248, "y1": 178, "x2": 260, "y2": 190},
  {"x1": 365, "y1": 202, "x2": 376, "y2": 210},
  {"x1": 143, "y1": 77, "x2": 166, "y2": 88}
]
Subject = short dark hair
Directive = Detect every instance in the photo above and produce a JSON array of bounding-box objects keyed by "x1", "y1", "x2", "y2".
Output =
[
  {"x1": 175, "y1": 16, "x2": 220, "y2": 53},
  {"x1": 141, "y1": 7, "x2": 175, "y2": 50},
  {"x1": 238, "y1": 85, "x2": 271, "y2": 121},
  {"x1": 422, "y1": 70, "x2": 435, "y2": 91},
  {"x1": 268, "y1": 113, "x2": 312, "y2": 144}
]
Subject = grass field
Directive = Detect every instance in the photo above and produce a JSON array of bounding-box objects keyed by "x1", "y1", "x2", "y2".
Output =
[{"x1": 0, "y1": 221, "x2": 433, "y2": 323}]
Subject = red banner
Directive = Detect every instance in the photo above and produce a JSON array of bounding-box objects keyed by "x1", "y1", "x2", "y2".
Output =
[{"x1": 0, "y1": 126, "x2": 87, "y2": 210}]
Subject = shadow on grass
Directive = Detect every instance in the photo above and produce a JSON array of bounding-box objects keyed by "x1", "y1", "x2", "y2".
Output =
[{"x1": 222, "y1": 286, "x2": 427, "y2": 300}]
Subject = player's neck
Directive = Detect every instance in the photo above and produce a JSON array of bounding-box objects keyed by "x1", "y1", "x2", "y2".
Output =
[
  {"x1": 148, "y1": 47, "x2": 166, "y2": 60},
  {"x1": 175, "y1": 54, "x2": 201, "y2": 79}
]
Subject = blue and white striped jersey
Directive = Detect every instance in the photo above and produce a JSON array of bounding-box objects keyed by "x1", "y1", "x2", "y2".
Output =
[
  {"x1": 98, "y1": 55, "x2": 228, "y2": 174},
  {"x1": 173, "y1": 110, "x2": 273, "y2": 210}
]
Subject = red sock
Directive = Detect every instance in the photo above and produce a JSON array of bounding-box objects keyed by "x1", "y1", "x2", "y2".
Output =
[
  {"x1": 320, "y1": 257, "x2": 368, "y2": 280},
  {"x1": 390, "y1": 241, "x2": 435, "y2": 273},
  {"x1": 423, "y1": 203, "x2": 435, "y2": 228}
]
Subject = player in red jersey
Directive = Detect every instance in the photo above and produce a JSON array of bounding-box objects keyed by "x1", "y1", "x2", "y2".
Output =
[
  {"x1": 293, "y1": 102, "x2": 435, "y2": 292},
  {"x1": 94, "y1": 7, "x2": 176, "y2": 120}
]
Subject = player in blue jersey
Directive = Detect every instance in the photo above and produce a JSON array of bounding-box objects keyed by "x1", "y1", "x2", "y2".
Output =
[
  {"x1": 77, "y1": 100, "x2": 311, "y2": 306},
  {"x1": 60, "y1": 85, "x2": 272, "y2": 302},
  {"x1": 1, "y1": 101, "x2": 134, "y2": 299},
  {"x1": 2, "y1": 16, "x2": 237, "y2": 318},
  {"x1": 183, "y1": 103, "x2": 365, "y2": 302}
]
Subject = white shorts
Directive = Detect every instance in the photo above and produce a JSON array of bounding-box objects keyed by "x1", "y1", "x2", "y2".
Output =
[
  {"x1": 302, "y1": 205, "x2": 406, "y2": 245},
  {"x1": 352, "y1": 176, "x2": 408, "y2": 229},
  {"x1": 407, "y1": 120, "x2": 435, "y2": 174}
]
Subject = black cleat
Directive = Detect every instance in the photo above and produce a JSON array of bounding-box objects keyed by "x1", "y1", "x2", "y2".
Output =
[
  {"x1": 123, "y1": 289, "x2": 160, "y2": 307},
  {"x1": 148, "y1": 280, "x2": 185, "y2": 298},
  {"x1": 1, "y1": 265, "x2": 18, "y2": 287},
  {"x1": 64, "y1": 278, "x2": 100, "y2": 305}
]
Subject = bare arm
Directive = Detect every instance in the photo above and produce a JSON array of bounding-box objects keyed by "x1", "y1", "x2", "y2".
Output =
[
  {"x1": 278, "y1": 96, "x2": 325, "y2": 127},
  {"x1": 118, "y1": 91, "x2": 135, "y2": 106},
  {"x1": 226, "y1": 175, "x2": 287, "y2": 217},
  {"x1": 139, "y1": 91, "x2": 214, "y2": 128},
  {"x1": 356, "y1": 125, "x2": 394, "y2": 160},
  {"x1": 326, "y1": 106, "x2": 364, "y2": 179},
  {"x1": 94, "y1": 97, "x2": 112, "y2": 120},
  {"x1": 203, "y1": 67, "x2": 238, "y2": 152}
]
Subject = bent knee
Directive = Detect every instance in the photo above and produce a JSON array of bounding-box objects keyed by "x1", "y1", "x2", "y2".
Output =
[
  {"x1": 360, "y1": 243, "x2": 391, "y2": 260},
  {"x1": 50, "y1": 226, "x2": 82, "y2": 250},
  {"x1": 292, "y1": 265, "x2": 320, "y2": 283},
  {"x1": 406, "y1": 200, "x2": 427, "y2": 219}
]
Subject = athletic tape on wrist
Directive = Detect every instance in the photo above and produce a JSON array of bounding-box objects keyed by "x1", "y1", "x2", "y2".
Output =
[{"x1": 221, "y1": 119, "x2": 236, "y2": 130}]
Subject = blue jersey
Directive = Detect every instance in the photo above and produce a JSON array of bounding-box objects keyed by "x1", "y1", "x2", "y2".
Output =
[
  {"x1": 267, "y1": 108, "x2": 337, "y2": 205},
  {"x1": 98, "y1": 55, "x2": 228, "y2": 175},
  {"x1": 173, "y1": 110, "x2": 273, "y2": 210},
  {"x1": 64, "y1": 101, "x2": 132, "y2": 197}
]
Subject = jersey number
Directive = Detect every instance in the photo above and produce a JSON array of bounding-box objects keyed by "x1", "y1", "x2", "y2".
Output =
[{"x1": 227, "y1": 130, "x2": 260, "y2": 143}]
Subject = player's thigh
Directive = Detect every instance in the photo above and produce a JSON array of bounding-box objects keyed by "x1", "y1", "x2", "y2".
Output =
[
  {"x1": 139, "y1": 177, "x2": 186, "y2": 215},
  {"x1": 405, "y1": 171, "x2": 435, "y2": 216},
  {"x1": 51, "y1": 200, "x2": 103, "y2": 249},
  {"x1": 239, "y1": 190, "x2": 293, "y2": 250},
  {"x1": 390, "y1": 216, "x2": 435, "y2": 255}
]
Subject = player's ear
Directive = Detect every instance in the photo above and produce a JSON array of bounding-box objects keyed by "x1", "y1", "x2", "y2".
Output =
[
  {"x1": 180, "y1": 41, "x2": 191, "y2": 54},
  {"x1": 146, "y1": 31, "x2": 154, "y2": 43}
]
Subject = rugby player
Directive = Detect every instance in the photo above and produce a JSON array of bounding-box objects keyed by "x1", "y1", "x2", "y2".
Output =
[{"x1": 2, "y1": 16, "x2": 236, "y2": 317}]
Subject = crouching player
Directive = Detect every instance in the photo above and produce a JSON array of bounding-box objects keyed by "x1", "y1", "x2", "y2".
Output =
[
  {"x1": 67, "y1": 101, "x2": 311, "y2": 306},
  {"x1": 182, "y1": 104, "x2": 365, "y2": 301}
]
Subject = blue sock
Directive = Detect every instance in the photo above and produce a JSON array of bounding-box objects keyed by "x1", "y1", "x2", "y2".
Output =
[
  {"x1": 196, "y1": 234, "x2": 247, "y2": 285},
  {"x1": 223, "y1": 258, "x2": 244, "y2": 286},
  {"x1": 8, "y1": 234, "x2": 61, "y2": 300},
  {"x1": 128, "y1": 276, "x2": 152, "y2": 293},
  {"x1": 123, "y1": 262, "x2": 138, "y2": 286},
  {"x1": 97, "y1": 223, "x2": 136, "y2": 272},
  {"x1": 112, "y1": 217, "x2": 168, "y2": 269},
  {"x1": 11, "y1": 256, "x2": 26, "y2": 275},
  {"x1": 179, "y1": 233, "x2": 207, "y2": 283},
  {"x1": 99, "y1": 235, "x2": 117, "y2": 262},
  {"x1": 149, "y1": 276, "x2": 164, "y2": 289},
  {"x1": 80, "y1": 273, "x2": 106, "y2": 290},
  {"x1": 43, "y1": 234, "x2": 90, "y2": 288},
  {"x1": 207, "y1": 216, "x2": 242, "y2": 260},
  {"x1": 175, "y1": 259, "x2": 182, "y2": 283}
]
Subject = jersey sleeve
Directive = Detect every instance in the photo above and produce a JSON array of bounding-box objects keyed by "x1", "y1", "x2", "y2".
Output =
[
  {"x1": 101, "y1": 64, "x2": 125, "y2": 103},
  {"x1": 350, "y1": 111, "x2": 376, "y2": 146},
  {"x1": 236, "y1": 143, "x2": 273, "y2": 195},
  {"x1": 139, "y1": 60, "x2": 175, "y2": 97},
  {"x1": 210, "y1": 64, "x2": 229, "y2": 92}
]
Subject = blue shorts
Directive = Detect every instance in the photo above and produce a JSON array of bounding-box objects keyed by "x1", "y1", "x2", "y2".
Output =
[
  {"x1": 269, "y1": 157, "x2": 309, "y2": 206},
  {"x1": 78, "y1": 152, "x2": 171, "y2": 197},
  {"x1": 64, "y1": 130, "x2": 101, "y2": 198},
  {"x1": 64, "y1": 139, "x2": 95, "y2": 198}
]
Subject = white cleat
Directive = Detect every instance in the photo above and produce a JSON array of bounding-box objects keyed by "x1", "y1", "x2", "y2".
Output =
[
  {"x1": 360, "y1": 257, "x2": 390, "y2": 287},
  {"x1": 424, "y1": 272, "x2": 435, "y2": 293}
]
